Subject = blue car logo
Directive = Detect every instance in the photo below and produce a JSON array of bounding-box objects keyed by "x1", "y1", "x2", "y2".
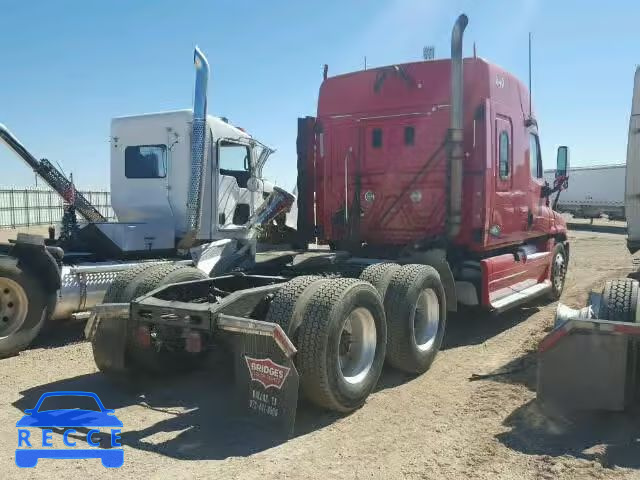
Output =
[{"x1": 15, "y1": 391, "x2": 123, "y2": 468}]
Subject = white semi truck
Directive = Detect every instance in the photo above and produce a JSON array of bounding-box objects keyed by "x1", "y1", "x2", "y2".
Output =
[
  {"x1": 0, "y1": 47, "x2": 292, "y2": 357},
  {"x1": 543, "y1": 164, "x2": 626, "y2": 220}
]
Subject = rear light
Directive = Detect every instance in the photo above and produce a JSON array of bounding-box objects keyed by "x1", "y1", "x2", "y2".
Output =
[
  {"x1": 135, "y1": 325, "x2": 151, "y2": 348},
  {"x1": 185, "y1": 331, "x2": 202, "y2": 353}
]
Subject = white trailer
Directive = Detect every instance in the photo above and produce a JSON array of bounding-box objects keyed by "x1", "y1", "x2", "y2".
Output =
[
  {"x1": 543, "y1": 164, "x2": 626, "y2": 219},
  {"x1": 626, "y1": 83, "x2": 640, "y2": 251}
]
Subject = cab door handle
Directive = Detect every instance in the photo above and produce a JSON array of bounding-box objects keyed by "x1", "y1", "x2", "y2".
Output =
[{"x1": 527, "y1": 209, "x2": 534, "y2": 229}]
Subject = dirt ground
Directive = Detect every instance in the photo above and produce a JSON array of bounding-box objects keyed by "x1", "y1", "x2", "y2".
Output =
[
  {"x1": 0, "y1": 226, "x2": 53, "y2": 243},
  {"x1": 1, "y1": 229, "x2": 640, "y2": 479}
]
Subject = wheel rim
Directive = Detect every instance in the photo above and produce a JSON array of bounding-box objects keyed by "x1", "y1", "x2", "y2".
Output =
[
  {"x1": 338, "y1": 307, "x2": 377, "y2": 385},
  {"x1": 552, "y1": 252, "x2": 566, "y2": 292},
  {"x1": 0, "y1": 278, "x2": 29, "y2": 339},
  {"x1": 413, "y1": 289, "x2": 440, "y2": 352}
]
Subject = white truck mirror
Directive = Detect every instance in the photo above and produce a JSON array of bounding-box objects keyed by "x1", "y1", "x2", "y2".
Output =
[{"x1": 246, "y1": 177, "x2": 263, "y2": 193}]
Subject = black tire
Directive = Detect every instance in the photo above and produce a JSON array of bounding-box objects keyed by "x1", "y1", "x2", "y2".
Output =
[
  {"x1": 598, "y1": 278, "x2": 639, "y2": 322},
  {"x1": 297, "y1": 278, "x2": 387, "y2": 412},
  {"x1": 102, "y1": 264, "x2": 154, "y2": 303},
  {"x1": 264, "y1": 276, "x2": 327, "y2": 338},
  {"x1": 384, "y1": 264, "x2": 446, "y2": 374},
  {"x1": 159, "y1": 266, "x2": 208, "y2": 286},
  {"x1": 359, "y1": 263, "x2": 401, "y2": 301},
  {"x1": 94, "y1": 264, "x2": 207, "y2": 375},
  {"x1": 123, "y1": 263, "x2": 195, "y2": 301},
  {"x1": 548, "y1": 242, "x2": 568, "y2": 301},
  {"x1": 92, "y1": 263, "x2": 156, "y2": 374},
  {"x1": 0, "y1": 259, "x2": 56, "y2": 358},
  {"x1": 124, "y1": 265, "x2": 208, "y2": 374}
]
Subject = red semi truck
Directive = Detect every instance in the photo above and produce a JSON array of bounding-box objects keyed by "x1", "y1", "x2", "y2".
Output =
[
  {"x1": 296, "y1": 15, "x2": 570, "y2": 314},
  {"x1": 88, "y1": 14, "x2": 571, "y2": 433}
]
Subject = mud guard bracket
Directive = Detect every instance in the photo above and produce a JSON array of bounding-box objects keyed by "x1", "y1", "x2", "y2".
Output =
[{"x1": 218, "y1": 314, "x2": 299, "y2": 439}]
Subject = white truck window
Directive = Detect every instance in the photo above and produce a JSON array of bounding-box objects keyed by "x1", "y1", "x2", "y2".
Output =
[
  {"x1": 124, "y1": 145, "x2": 167, "y2": 178},
  {"x1": 219, "y1": 142, "x2": 250, "y2": 172}
]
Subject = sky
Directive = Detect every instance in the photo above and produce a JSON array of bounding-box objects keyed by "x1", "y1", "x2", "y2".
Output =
[{"x1": 1, "y1": 0, "x2": 638, "y2": 191}]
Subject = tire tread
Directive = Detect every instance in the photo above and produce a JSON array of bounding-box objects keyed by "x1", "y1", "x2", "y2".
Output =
[
  {"x1": 359, "y1": 263, "x2": 401, "y2": 300},
  {"x1": 298, "y1": 278, "x2": 375, "y2": 412},
  {"x1": 264, "y1": 275, "x2": 323, "y2": 336},
  {"x1": 599, "y1": 278, "x2": 639, "y2": 323},
  {"x1": 385, "y1": 264, "x2": 445, "y2": 374}
]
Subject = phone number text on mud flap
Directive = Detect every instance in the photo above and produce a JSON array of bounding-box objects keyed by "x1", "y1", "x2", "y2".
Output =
[{"x1": 249, "y1": 389, "x2": 279, "y2": 417}]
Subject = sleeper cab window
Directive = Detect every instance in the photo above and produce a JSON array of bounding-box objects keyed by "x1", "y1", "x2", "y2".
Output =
[
  {"x1": 404, "y1": 126, "x2": 415, "y2": 146},
  {"x1": 499, "y1": 130, "x2": 509, "y2": 179},
  {"x1": 372, "y1": 128, "x2": 382, "y2": 148},
  {"x1": 124, "y1": 145, "x2": 167, "y2": 178},
  {"x1": 529, "y1": 133, "x2": 542, "y2": 178}
]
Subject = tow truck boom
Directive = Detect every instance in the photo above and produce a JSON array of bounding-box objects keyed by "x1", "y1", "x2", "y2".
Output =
[{"x1": 0, "y1": 124, "x2": 106, "y2": 223}]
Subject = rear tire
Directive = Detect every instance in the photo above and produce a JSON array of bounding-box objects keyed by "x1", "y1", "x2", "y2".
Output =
[
  {"x1": 264, "y1": 275, "x2": 327, "y2": 338},
  {"x1": 93, "y1": 264, "x2": 208, "y2": 376},
  {"x1": 359, "y1": 263, "x2": 401, "y2": 301},
  {"x1": 598, "y1": 278, "x2": 639, "y2": 322},
  {"x1": 297, "y1": 278, "x2": 387, "y2": 412},
  {"x1": 384, "y1": 264, "x2": 446, "y2": 374},
  {"x1": 92, "y1": 263, "x2": 157, "y2": 375},
  {"x1": 124, "y1": 265, "x2": 208, "y2": 374},
  {"x1": 102, "y1": 264, "x2": 154, "y2": 303},
  {"x1": 123, "y1": 263, "x2": 196, "y2": 301},
  {"x1": 0, "y1": 260, "x2": 56, "y2": 358}
]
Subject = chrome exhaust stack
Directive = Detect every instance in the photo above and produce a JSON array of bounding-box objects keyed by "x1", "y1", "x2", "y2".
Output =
[
  {"x1": 182, "y1": 46, "x2": 210, "y2": 248},
  {"x1": 447, "y1": 14, "x2": 468, "y2": 239}
]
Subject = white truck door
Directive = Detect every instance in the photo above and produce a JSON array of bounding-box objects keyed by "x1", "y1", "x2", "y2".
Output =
[
  {"x1": 111, "y1": 143, "x2": 174, "y2": 225},
  {"x1": 626, "y1": 66, "x2": 640, "y2": 252},
  {"x1": 217, "y1": 140, "x2": 253, "y2": 226}
]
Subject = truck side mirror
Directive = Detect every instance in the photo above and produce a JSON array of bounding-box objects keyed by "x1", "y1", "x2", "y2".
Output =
[
  {"x1": 556, "y1": 146, "x2": 570, "y2": 178},
  {"x1": 246, "y1": 176, "x2": 263, "y2": 193}
]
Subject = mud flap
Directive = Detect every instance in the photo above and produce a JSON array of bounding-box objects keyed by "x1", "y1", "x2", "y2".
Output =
[
  {"x1": 537, "y1": 317, "x2": 640, "y2": 411},
  {"x1": 85, "y1": 303, "x2": 130, "y2": 372},
  {"x1": 218, "y1": 314, "x2": 299, "y2": 439}
]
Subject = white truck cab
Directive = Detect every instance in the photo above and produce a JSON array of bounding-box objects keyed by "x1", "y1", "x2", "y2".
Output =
[{"x1": 110, "y1": 110, "x2": 273, "y2": 249}]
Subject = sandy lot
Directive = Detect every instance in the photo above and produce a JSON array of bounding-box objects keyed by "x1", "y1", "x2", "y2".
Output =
[
  {"x1": 0, "y1": 226, "x2": 53, "y2": 243},
  {"x1": 1, "y1": 230, "x2": 639, "y2": 479}
]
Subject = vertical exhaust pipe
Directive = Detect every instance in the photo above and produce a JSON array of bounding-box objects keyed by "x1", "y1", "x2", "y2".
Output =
[
  {"x1": 447, "y1": 14, "x2": 468, "y2": 239},
  {"x1": 182, "y1": 46, "x2": 210, "y2": 247}
]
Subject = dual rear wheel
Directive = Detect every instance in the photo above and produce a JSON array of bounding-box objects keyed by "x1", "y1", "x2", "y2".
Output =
[
  {"x1": 377, "y1": 264, "x2": 447, "y2": 374},
  {"x1": 269, "y1": 263, "x2": 446, "y2": 413}
]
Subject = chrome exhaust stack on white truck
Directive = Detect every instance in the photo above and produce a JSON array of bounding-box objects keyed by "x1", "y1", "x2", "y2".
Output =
[{"x1": 181, "y1": 46, "x2": 211, "y2": 249}]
